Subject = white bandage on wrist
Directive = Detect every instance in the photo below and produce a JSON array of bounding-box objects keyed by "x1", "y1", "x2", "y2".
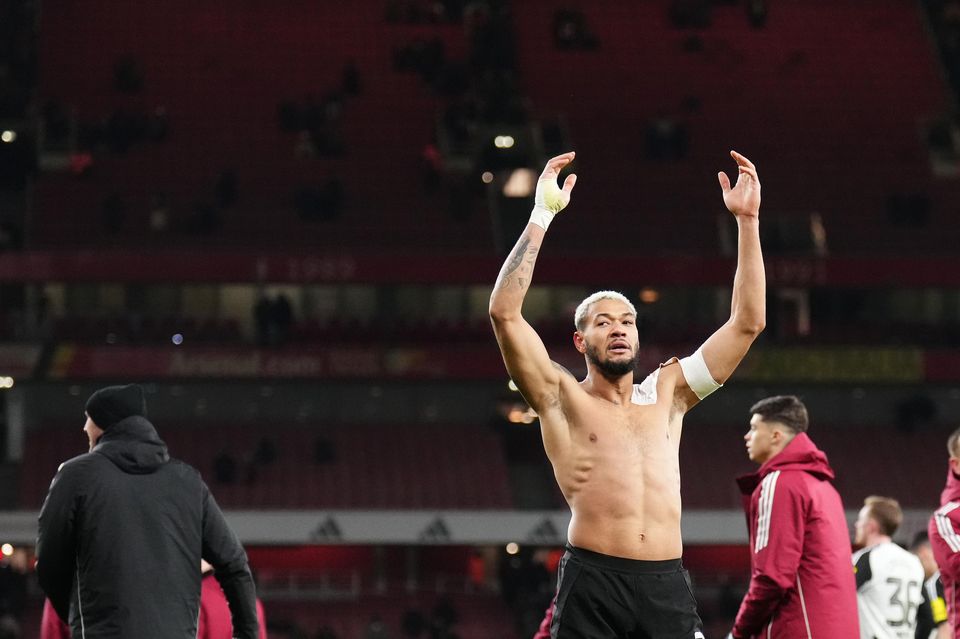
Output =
[
  {"x1": 531, "y1": 170, "x2": 568, "y2": 230},
  {"x1": 679, "y1": 347, "x2": 722, "y2": 400},
  {"x1": 529, "y1": 206, "x2": 556, "y2": 231}
]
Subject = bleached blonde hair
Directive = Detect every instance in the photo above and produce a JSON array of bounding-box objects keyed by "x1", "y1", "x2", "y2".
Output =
[{"x1": 574, "y1": 290, "x2": 637, "y2": 331}]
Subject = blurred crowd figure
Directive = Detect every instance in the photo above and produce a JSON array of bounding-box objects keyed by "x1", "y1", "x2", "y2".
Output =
[
  {"x1": 0, "y1": 548, "x2": 28, "y2": 639},
  {"x1": 254, "y1": 292, "x2": 295, "y2": 347},
  {"x1": 214, "y1": 436, "x2": 279, "y2": 486},
  {"x1": 552, "y1": 9, "x2": 599, "y2": 50}
]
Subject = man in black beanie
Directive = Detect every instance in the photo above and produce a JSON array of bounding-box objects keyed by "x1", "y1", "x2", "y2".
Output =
[
  {"x1": 36, "y1": 384, "x2": 260, "y2": 639},
  {"x1": 81, "y1": 383, "x2": 148, "y2": 450}
]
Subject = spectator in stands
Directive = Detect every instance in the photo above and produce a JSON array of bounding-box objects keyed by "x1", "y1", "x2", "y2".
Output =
[
  {"x1": 214, "y1": 450, "x2": 238, "y2": 484},
  {"x1": 342, "y1": 59, "x2": 362, "y2": 96},
  {"x1": 101, "y1": 191, "x2": 126, "y2": 234},
  {"x1": 113, "y1": 55, "x2": 144, "y2": 94},
  {"x1": 146, "y1": 105, "x2": 169, "y2": 142},
  {"x1": 910, "y1": 531, "x2": 948, "y2": 639},
  {"x1": 253, "y1": 436, "x2": 277, "y2": 465},
  {"x1": 148, "y1": 191, "x2": 171, "y2": 233},
  {"x1": 491, "y1": 150, "x2": 764, "y2": 637},
  {"x1": 401, "y1": 609, "x2": 427, "y2": 638},
  {"x1": 644, "y1": 112, "x2": 688, "y2": 161},
  {"x1": 315, "y1": 626, "x2": 338, "y2": 639},
  {"x1": 430, "y1": 597, "x2": 459, "y2": 636},
  {"x1": 364, "y1": 614, "x2": 390, "y2": 639},
  {"x1": 729, "y1": 396, "x2": 858, "y2": 638},
  {"x1": 552, "y1": 9, "x2": 599, "y2": 50},
  {"x1": 36, "y1": 384, "x2": 260, "y2": 638},
  {"x1": 746, "y1": 0, "x2": 767, "y2": 28},
  {"x1": 273, "y1": 293, "x2": 294, "y2": 344},
  {"x1": 254, "y1": 293, "x2": 273, "y2": 346},
  {"x1": 928, "y1": 426, "x2": 960, "y2": 638},
  {"x1": 294, "y1": 130, "x2": 318, "y2": 159},
  {"x1": 669, "y1": 0, "x2": 711, "y2": 28},
  {"x1": 295, "y1": 178, "x2": 344, "y2": 222},
  {"x1": 851, "y1": 496, "x2": 924, "y2": 638}
]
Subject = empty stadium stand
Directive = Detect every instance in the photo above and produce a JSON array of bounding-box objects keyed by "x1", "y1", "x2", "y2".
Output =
[
  {"x1": 29, "y1": 0, "x2": 960, "y2": 254},
  {"x1": 19, "y1": 421, "x2": 514, "y2": 509}
]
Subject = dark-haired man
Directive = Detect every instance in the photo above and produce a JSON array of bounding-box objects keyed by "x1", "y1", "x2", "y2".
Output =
[
  {"x1": 36, "y1": 384, "x2": 260, "y2": 639},
  {"x1": 852, "y1": 496, "x2": 924, "y2": 638},
  {"x1": 729, "y1": 395, "x2": 858, "y2": 638}
]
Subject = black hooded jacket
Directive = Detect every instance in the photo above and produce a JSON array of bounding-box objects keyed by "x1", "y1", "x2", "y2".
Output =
[{"x1": 36, "y1": 416, "x2": 259, "y2": 638}]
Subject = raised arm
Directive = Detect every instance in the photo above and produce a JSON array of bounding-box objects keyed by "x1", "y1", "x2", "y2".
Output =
[
  {"x1": 489, "y1": 152, "x2": 577, "y2": 414},
  {"x1": 679, "y1": 151, "x2": 765, "y2": 408}
]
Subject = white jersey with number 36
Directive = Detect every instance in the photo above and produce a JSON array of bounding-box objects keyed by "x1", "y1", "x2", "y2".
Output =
[{"x1": 852, "y1": 541, "x2": 925, "y2": 639}]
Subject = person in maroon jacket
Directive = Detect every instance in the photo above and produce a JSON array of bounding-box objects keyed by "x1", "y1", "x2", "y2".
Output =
[
  {"x1": 42, "y1": 563, "x2": 270, "y2": 639},
  {"x1": 40, "y1": 598, "x2": 69, "y2": 639},
  {"x1": 928, "y1": 426, "x2": 960, "y2": 639},
  {"x1": 728, "y1": 395, "x2": 858, "y2": 639},
  {"x1": 198, "y1": 560, "x2": 269, "y2": 639}
]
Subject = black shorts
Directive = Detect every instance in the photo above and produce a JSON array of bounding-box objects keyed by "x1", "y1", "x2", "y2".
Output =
[{"x1": 549, "y1": 545, "x2": 704, "y2": 639}]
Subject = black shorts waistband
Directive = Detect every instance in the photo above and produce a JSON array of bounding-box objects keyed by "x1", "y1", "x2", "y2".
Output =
[{"x1": 566, "y1": 545, "x2": 683, "y2": 574}]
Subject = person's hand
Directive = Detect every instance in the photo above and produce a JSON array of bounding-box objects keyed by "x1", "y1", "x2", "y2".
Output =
[
  {"x1": 535, "y1": 151, "x2": 578, "y2": 214},
  {"x1": 718, "y1": 150, "x2": 760, "y2": 218}
]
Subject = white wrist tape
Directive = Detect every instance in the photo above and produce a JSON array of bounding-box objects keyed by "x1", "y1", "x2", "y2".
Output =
[
  {"x1": 529, "y1": 206, "x2": 556, "y2": 231},
  {"x1": 679, "y1": 347, "x2": 722, "y2": 400}
]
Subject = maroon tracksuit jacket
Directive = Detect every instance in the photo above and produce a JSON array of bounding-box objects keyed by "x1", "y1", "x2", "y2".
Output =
[
  {"x1": 197, "y1": 572, "x2": 268, "y2": 639},
  {"x1": 928, "y1": 466, "x2": 960, "y2": 639},
  {"x1": 733, "y1": 433, "x2": 859, "y2": 638}
]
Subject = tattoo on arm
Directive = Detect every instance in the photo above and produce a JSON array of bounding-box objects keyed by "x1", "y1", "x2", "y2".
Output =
[
  {"x1": 498, "y1": 237, "x2": 541, "y2": 290},
  {"x1": 503, "y1": 238, "x2": 529, "y2": 276}
]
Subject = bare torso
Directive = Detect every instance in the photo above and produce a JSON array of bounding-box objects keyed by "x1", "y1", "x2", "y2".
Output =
[{"x1": 544, "y1": 362, "x2": 686, "y2": 560}]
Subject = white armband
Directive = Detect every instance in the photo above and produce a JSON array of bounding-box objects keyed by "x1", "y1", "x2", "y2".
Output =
[
  {"x1": 529, "y1": 206, "x2": 556, "y2": 231},
  {"x1": 679, "y1": 347, "x2": 722, "y2": 400}
]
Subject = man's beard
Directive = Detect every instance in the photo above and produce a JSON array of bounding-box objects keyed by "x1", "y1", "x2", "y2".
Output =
[{"x1": 585, "y1": 342, "x2": 640, "y2": 378}]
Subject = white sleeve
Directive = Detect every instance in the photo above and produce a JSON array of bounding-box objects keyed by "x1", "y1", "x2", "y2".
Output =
[{"x1": 679, "y1": 347, "x2": 722, "y2": 400}]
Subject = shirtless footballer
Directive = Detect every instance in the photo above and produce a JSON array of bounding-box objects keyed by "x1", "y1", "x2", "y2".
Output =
[{"x1": 490, "y1": 150, "x2": 765, "y2": 638}]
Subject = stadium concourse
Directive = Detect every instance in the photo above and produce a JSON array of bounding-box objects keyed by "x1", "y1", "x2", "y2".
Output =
[{"x1": 1, "y1": 0, "x2": 960, "y2": 637}]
